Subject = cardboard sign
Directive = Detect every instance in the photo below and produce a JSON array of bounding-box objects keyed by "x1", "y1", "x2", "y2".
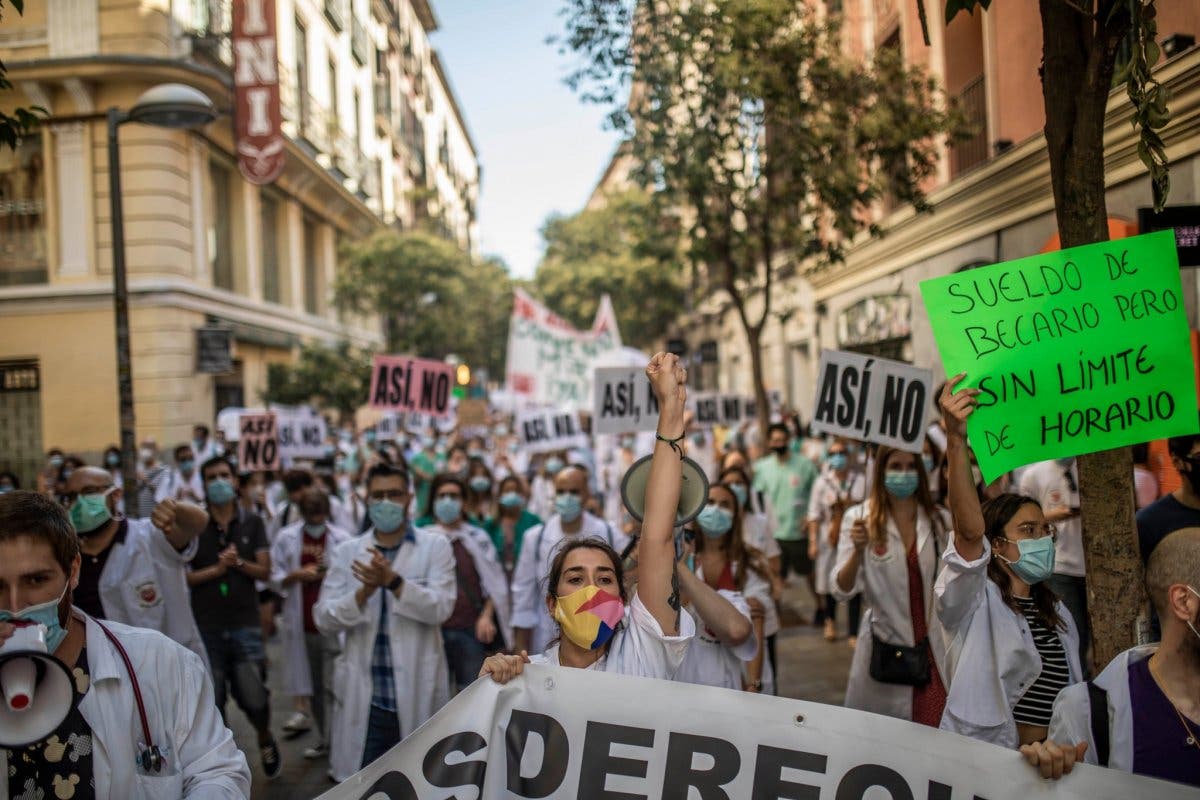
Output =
[
  {"x1": 368, "y1": 355, "x2": 456, "y2": 418},
  {"x1": 238, "y1": 413, "x2": 279, "y2": 471},
  {"x1": 592, "y1": 367, "x2": 660, "y2": 434},
  {"x1": 516, "y1": 408, "x2": 588, "y2": 455},
  {"x1": 920, "y1": 229, "x2": 1199, "y2": 482},
  {"x1": 457, "y1": 398, "x2": 489, "y2": 427},
  {"x1": 810, "y1": 350, "x2": 933, "y2": 452},
  {"x1": 318, "y1": 665, "x2": 1193, "y2": 800}
]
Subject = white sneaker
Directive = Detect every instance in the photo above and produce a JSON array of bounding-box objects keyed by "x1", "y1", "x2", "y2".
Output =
[
  {"x1": 303, "y1": 742, "x2": 327, "y2": 759},
  {"x1": 283, "y1": 712, "x2": 312, "y2": 733}
]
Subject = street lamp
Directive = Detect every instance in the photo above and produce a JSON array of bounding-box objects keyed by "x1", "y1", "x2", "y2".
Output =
[{"x1": 108, "y1": 84, "x2": 217, "y2": 504}]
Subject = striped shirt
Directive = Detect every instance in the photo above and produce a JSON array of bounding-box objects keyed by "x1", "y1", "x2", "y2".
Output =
[{"x1": 1012, "y1": 596, "x2": 1071, "y2": 726}]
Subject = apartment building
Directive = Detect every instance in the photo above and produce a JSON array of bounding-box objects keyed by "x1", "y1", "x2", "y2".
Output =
[{"x1": 0, "y1": 0, "x2": 479, "y2": 483}]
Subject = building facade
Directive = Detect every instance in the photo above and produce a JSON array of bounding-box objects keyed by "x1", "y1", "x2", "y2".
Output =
[
  {"x1": 0, "y1": 0, "x2": 479, "y2": 484},
  {"x1": 660, "y1": 2, "x2": 1200, "y2": 423}
]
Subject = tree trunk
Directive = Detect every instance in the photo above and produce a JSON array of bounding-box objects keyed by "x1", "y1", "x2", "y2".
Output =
[
  {"x1": 1039, "y1": 0, "x2": 1142, "y2": 669},
  {"x1": 744, "y1": 325, "x2": 771, "y2": 453}
]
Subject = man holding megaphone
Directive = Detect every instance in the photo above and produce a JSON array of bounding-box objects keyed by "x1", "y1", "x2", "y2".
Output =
[{"x1": 0, "y1": 490, "x2": 250, "y2": 798}]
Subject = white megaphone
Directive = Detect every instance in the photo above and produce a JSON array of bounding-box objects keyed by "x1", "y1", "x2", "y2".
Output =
[
  {"x1": 0, "y1": 624, "x2": 76, "y2": 747},
  {"x1": 620, "y1": 454, "x2": 710, "y2": 527}
]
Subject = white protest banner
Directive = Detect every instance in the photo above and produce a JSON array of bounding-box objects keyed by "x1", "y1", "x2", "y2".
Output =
[
  {"x1": 692, "y1": 392, "x2": 724, "y2": 429},
  {"x1": 505, "y1": 288, "x2": 622, "y2": 410},
  {"x1": 516, "y1": 408, "x2": 588, "y2": 455},
  {"x1": 218, "y1": 405, "x2": 327, "y2": 461},
  {"x1": 810, "y1": 350, "x2": 933, "y2": 452},
  {"x1": 593, "y1": 367, "x2": 660, "y2": 434},
  {"x1": 318, "y1": 664, "x2": 1189, "y2": 800},
  {"x1": 369, "y1": 355, "x2": 456, "y2": 418},
  {"x1": 238, "y1": 413, "x2": 279, "y2": 471}
]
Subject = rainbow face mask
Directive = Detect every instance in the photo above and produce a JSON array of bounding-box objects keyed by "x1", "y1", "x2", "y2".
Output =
[{"x1": 553, "y1": 585, "x2": 625, "y2": 651}]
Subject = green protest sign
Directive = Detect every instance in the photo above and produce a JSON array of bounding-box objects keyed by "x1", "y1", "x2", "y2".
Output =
[{"x1": 919, "y1": 229, "x2": 1197, "y2": 483}]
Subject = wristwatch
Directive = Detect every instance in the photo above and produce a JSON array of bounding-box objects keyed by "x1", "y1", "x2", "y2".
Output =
[{"x1": 386, "y1": 574, "x2": 403, "y2": 593}]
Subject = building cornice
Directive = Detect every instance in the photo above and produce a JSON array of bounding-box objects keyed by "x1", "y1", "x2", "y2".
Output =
[
  {"x1": 0, "y1": 279, "x2": 383, "y2": 349},
  {"x1": 805, "y1": 48, "x2": 1200, "y2": 301},
  {"x1": 410, "y1": 0, "x2": 438, "y2": 32},
  {"x1": 430, "y1": 51, "x2": 480, "y2": 161}
]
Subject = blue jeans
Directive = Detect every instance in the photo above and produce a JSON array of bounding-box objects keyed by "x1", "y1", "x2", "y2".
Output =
[
  {"x1": 200, "y1": 627, "x2": 270, "y2": 732},
  {"x1": 361, "y1": 704, "x2": 402, "y2": 769},
  {"x1": 442, "y1": 627, "x2": 487, "y2": 693}
]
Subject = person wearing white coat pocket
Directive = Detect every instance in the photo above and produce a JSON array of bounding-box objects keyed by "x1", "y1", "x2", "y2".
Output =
[
  {"x1": 832, "y1": 445, "x2": 952, "y2": 726},
  {"x1": 935, "y1": 375, "x2": 1082, "y2": 750},
  {"x1": 269, "y1": 488, "x2": 352, "y2": 760},
  {"x1": 314, "y1": 463, "x2": 456, "y2": 782},
  {"x1": 0, "y1": 491, "x2": 250, "y2": 799}
]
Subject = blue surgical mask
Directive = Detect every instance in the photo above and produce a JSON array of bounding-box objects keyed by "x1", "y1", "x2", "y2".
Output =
[
  {"x1": 0, "y1": 485, "x2": 13, "y2": 494},
  {"x1": 105, "y1": 452, "x2": 121, "y2": 468},
  {"x1": 468, "y1": 476, "x2": 492, "y2": 493},
  {"x1": 468, "y1": 448, "x2": 485, "y2": 460},
  {"x1": 828, "y1": 453, "x2": 848, "y2": 470},
  {"x1": 728, "y1": 483, "x2": 748, "y2": 508},
  {"x1": 365, "y1": 431, "x2": 377, "y2": 445},
  {"x1": 303, "y1": 523, "x2": 326, "y2": 538},
  {"x1": 555, "y1": 493, "x2": 582, "y2": 523},
  {"x1": 697, "y1": 504, "x2": 733, "y2": 538},
  {"x1": 434, "y1": 495, "x2": 463, "y2": 524},
  {"x1": 923, "y1": 456, "x2": 936, "y2": 475},
  {"x1": 997, "y1": 536, "x2": 1056, "y2": 584},
  {"x1": 883, "y1": 471, "x2": 919, "y2": 499},
  {"x1": 545, "y1": 458, "x2": 565, "y2": 476},
  {"x1": 499, "y1": 491, "x2": 524, "y2": 509},
  {"x1": 368, "y1": 500, "x2": 406, "y2": 533},
  {"x1": 70, "y1": 489, "x2": 115, "y2": 535},
  {"x1": 179, "y1": 459, "x2": 195, "y2": 475},
  {"x1": 206, "y1": 478, "x2": 237, "y2": 505},
  {"x1": 0, "y1": 586, "x2": 69, "y2": 652}
]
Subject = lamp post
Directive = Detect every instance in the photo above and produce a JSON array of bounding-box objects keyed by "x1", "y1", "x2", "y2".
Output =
[{"x1": 108, "y1": 84, "x2": 217, "y2": 506}]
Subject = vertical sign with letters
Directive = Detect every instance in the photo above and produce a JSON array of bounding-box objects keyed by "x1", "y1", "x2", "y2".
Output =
[
  {"x1": 239, "y1": 413, "x2": 280, "y2": 471},
  {"x1": 233, "y1": 0, "x2": 285, "y2": 184}
]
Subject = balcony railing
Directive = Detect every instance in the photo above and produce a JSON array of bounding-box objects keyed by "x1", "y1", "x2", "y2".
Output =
[
  {"x1": 324, "y1": 0, "x2": 346, "y2": 31},
  {"x1": 184, "y1": 0, "x2": 232, "y2": 66},
  {"x1": 951, "y1": 75, "x2": 988, "y2": 176},
  {"x1": 374, "y1": 77, "x2": 393, "y2": 129}
]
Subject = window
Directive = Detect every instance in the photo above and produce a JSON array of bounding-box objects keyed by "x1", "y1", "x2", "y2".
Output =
[
  {"x1": 353, "y1": 89, "x2": 362, "y2": 149},
  {"x1": 303, "y1": 219, "x2": 319, "y2": 314},
  {"x1": 296, "y1": 19, "x2": 309, "y2": 128},
  {"x1": 208, "y1": 160, "x2": 234, "y2": 290},
  {"x1": 260, "y1": 191, "x2": 281, "y2": 303},
  {"x1": 0, "y1": 135, "x2": 47, "y2": 285}
]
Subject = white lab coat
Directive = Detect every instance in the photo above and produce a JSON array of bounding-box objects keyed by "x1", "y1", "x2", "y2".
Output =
[
  {"x1": 314, "y1": 527, "x2": 456, "y2": 782},
  {"x1": 511, "y1": 512, "x2": 629, "y2": 653},
  {"x1": 0, "y1": 615, "x2": 250, "y2": 799},
  {"x1": 419, "y1": 521, "x2": 514, "y2": 647},
  {"x1": 1048, "y1": 645, "x2": 1153, "y2": 769},
  {"x1": 807, "y1": 470, "x2": 867, "y2": 596},
  {"x1": 675, "y1": 587, "x2": 757, "y2": 690},
  {"x1": 831, "y1": 501, "x2": 952, "y2": 721},
  {"x1": 269, "y1": 521, "x2": 353, "y2": 696},
  {"x1": 98, "y1": 518, "x2": 206, "y2": 667},
  {"x1": 935, "y1": 536, "x2": 1082, "y2": 748},
  {"x1": 154, "y1": 469, "x2": 204, "y2": 504}
]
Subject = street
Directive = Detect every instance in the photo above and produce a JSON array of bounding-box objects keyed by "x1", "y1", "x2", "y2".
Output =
[{"x1": 230, "y1": 581, "x2": 855, "y2": 798}]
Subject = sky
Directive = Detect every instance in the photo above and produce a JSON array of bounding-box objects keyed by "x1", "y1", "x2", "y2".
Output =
[{"x1": 430, "y1": 1, "x2": 622, "y2": 279}]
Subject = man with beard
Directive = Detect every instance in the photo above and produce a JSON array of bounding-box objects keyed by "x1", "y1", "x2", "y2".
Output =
[
  {"x1": 0, "y1": 491, "x2": 250, "y2": 797},
  {"x1": 62, "y1": 467, "x2": 207, "y2": 664},
  {"x1": 1034, "y1": 527, "x2": 1200, "y2": 786}
]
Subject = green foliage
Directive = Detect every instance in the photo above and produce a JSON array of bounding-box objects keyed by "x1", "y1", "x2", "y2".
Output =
[
  {"x1": 0, "y1": 0, "x2": 46, "y2": 150},
  {"x1": 333, "y1": 230, "x2": 512, "y2": 378},
  {"x1": 934, "y1": 0, "x2": 1168, "y2": 210},
  {"x1": 534, "y1": 189, "x2": 685, "y2": 350},
  {"x1": 265, "y1": 340, "x2": 374, "y2": 422}
]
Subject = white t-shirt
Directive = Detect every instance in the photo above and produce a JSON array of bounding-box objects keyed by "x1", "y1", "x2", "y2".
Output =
[
  {"x1": 531, "y1": 593, "x2": 695, "y2": 681},
  {"x1": 675, "y1": 586, "x2": 758, "y2": 690},
  {"x1": 1018, "y1": 459, "x2": 1084, "y2": 577}
]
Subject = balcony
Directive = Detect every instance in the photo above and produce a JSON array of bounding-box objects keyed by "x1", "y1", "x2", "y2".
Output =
[
  {"x1": 351, "y1": 14, "x2": 369, "y2": 66},
  {"x1": 184, "y1": 0, "x2": 232, "y2": 67},
  {"x1": 951, "y1": 75, "x2": 988, "y2": 177},
  {"x1": 374, "y1": 77, "x2": 393, "y2": 131},
  {"x1": 298, "y1": 92, "x2": 334, "y2": 157},
  {"x1": 324, "y1": 0, "x2": 346, "y2": 31}
]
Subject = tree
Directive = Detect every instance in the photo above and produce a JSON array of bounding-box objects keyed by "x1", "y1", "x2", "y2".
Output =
[
  {"x1": 0, "y1": 0, "x2": 44, "y2": 149},
  {"x1": 930, "y1": 1, "x2": 1168, "y2": 666},
  {"x1": 535, "y1": 188, "x2": 686, "y2": 350},
  {"x1": 559, "y1": 0, "x2": 968, "y2": 443},
  {"x1": 264, "y1": 340, "x2": 374, "y2": 423},
  {"x1": 333, "y1": 229, "x2": 513, "y2": 378}
]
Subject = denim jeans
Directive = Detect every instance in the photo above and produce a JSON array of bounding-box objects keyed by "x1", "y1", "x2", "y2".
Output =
[
  {"x1": 442, "y1": 627, "x2": 487, "y2": 693},
  {"x1": 361, "y1": 704, "x2": 402, "y2": 769},
  {"x1": 200, "y1": 627, "x2": 270, "y2": 731}
]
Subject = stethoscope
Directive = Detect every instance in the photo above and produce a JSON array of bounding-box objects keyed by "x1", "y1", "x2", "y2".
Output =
[{"x1": 90, "y1": 618, "x2": 164, "y2": 773}]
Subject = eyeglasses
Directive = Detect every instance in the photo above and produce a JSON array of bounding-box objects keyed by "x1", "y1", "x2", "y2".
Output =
[
  {"x1": 368, "y1": 489, "x2": 408, "y2": 502},
  {"x1": 60, "y1": 485, "x2": 113, "y2": 505},
  {"x1": 1012, "y1": 522, "x2": 1057, "y2": 541}
]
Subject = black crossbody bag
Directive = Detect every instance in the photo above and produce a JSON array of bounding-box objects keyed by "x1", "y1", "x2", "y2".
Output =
[{"x1": 868, "y1": 515, "x2": 943, "y2": 687}]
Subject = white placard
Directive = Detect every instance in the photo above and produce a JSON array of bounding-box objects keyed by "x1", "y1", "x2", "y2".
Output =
[
  {"x1": 592, "y1": 367, "x2": 661, "y2": 435},
  {"x1": 809, "y1": 349, "x2": 933, "y2": 452},
  {"x1": 515, "y1": 408, "x2": 589, "y2": 455}
]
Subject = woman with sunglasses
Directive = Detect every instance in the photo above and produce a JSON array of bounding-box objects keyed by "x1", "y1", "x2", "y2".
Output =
[{"x1": 936, "y1": 374, "x2": 1083, "y2": 749}]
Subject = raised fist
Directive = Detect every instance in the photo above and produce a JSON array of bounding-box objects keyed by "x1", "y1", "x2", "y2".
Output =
[
  {"x1": 646, "y1": 352, "x2": 687, "y2": 409},
  {"x1": 151, "y1": 499, "x2": 178, "y2": 535}
]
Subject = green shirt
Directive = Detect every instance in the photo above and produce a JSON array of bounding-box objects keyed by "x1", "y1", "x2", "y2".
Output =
[
  {"x1": 482, "y1": 509, "x2": 542, "y2": 572},
  {"x1": 752, "y1": 452, "x2": 818, "y2": 541},
  {"x1": 410, "y1": 450, "x2": 438, "y2": 515}
]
